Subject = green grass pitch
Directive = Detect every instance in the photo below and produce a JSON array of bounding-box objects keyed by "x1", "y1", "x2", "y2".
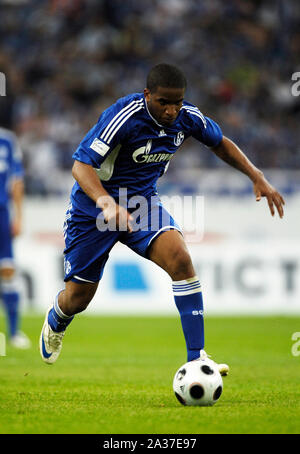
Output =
[{"x1": 0, "y1": 314, "x2": 300, "y2": 434}]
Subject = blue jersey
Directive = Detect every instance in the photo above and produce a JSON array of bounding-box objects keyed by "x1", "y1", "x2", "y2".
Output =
[
  {"x1": 71, "y1": 93, "x2": 222, "y2": 216},
  {"x1": 0, "y1": 127, "x2": 23, "y2": 207}
]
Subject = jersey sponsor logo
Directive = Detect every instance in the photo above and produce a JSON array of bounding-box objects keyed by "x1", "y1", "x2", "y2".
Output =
[
  {"x1": 174, "y1": 131, "x2": 184, "y2": 146},
  {"x1": 132, "y1": 140, "x2": 173, "y2": 164},
  {"x1": 90, "y1": 138, "x2": 110, "y2": 156}
]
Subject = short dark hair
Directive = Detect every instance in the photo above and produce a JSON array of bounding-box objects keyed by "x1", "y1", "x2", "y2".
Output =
[{"x1": 146, "y1": 63, "x2": 187, "y2": 93}]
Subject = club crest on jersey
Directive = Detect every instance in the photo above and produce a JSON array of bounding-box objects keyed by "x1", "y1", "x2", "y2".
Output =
[
  {"x1": 132, "y1": 140, "x2": 172, "y2": 164},
  {"x1": 174, "y1": 131, "x2": 184, "y2": 146}
]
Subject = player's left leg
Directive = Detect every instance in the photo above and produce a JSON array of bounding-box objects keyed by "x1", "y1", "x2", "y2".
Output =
[
  {"x1": 122, "y1": 195, "x2": 205, "y2": 362},
  {"x1": 148, "y1": 229, "x2": 205, "y2": 361},
  {"x1": 121, "y1": 195, "x2": 229, "y2": 373},
  {"x1": 148, "y1": 229, "x2": 229, "y2": 374}
]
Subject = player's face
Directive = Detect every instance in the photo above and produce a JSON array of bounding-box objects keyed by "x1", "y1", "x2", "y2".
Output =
[{"x1": 144, "y1": 86, "x2": 185, "y2": 126}]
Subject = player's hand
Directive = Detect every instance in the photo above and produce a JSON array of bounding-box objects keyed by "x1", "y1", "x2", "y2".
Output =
[
  {"x1": 253, "y1": 173, "x2": 285, "y2": 218},
  {"x1": 102, "y1": 200, "x2": 134, "y2": 233}
]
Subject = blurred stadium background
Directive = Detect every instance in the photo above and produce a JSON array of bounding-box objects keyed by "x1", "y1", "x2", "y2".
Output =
[{"x1": 1, "y1": 0, "x2": 300, "y2": 316}]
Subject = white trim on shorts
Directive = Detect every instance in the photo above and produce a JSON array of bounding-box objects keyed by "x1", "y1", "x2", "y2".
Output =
[
  {"x1": 73, "y1": 275, "x2": 96, "y2": 284},
  {"x1": 147, "y1": 225, "x2": 182, "y2": 249}
]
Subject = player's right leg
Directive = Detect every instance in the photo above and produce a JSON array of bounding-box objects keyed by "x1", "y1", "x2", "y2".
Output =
[
  {"x1": 40, "y1": 201, "x2": 120, "y2": 364},
  {"x1": 40, "y1": 280, "x2": 98, "y2": 364}
]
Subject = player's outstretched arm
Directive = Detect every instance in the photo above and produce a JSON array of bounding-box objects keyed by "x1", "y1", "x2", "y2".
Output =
[
  {"x1": 72, "y1": 160, "x2": 133, "y2": 232},
  {"x1": 211, "y1": 136, "x2": 285, "y2": 218}
]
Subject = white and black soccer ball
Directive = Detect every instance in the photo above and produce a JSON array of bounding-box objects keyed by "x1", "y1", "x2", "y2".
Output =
[{"x1": 173, "y1": 359, "x2": 223, "y2": 406}]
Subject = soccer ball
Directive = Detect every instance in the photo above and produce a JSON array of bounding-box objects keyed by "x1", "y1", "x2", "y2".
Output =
[{"x1": 173, "y1": 359, "x2": 223, "y2": 406}]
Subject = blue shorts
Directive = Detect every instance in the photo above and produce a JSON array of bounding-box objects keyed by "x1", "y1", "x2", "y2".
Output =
[
  {"x1": 0, "y1": 206, "x2": 14, "y2": 268},
  {"x1": 63, "y1": 194, "x2": 181, "y2": 283}
]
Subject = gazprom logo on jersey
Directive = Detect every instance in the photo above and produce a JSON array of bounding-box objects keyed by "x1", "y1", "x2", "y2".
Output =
[{"x1": 132, "y1": 140, "x2": 172, "y2": 164}]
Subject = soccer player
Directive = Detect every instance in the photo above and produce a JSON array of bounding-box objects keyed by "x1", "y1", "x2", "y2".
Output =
[
  {"x1": 0, "y1": 123, "x2": 31, "y2": 349},
  {"x1": 40, "y1": 64, "x2": 284, "y2": 371}
]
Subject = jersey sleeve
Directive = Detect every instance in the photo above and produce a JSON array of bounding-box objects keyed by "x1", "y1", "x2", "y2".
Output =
[
  {"x1": 199, "y1": 116, "x2": 223, "y2": 147},
  {"x1": 73, "y1": 100, "x2": 131, "y2": 168},
  {"x1": 184, "y1": 106, "x2": 223, "y2": 147}
]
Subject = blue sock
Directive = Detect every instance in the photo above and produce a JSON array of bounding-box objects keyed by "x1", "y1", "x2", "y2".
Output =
[
  {"x1": 48, "y1": 291, "x2": 74, "y2": 333},
  {"x1": 1, "y1": 278, "x2": 19, "y2": 337},
  {"x1": 172, "y1": 276, "x2": 204, "y2": 362}
]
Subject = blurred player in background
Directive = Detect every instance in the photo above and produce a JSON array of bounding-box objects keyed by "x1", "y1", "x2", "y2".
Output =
[
  {"x1": 0, "y1": 96, "x2": 31, "y2": 349},
  {"x1": 40, "y1": 64, "x2": 284, "y2": 368}
]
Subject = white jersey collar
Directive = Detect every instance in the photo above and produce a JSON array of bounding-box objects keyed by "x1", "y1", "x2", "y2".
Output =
[{"x1": 143, "y1": 96, "x2": 164, "y2": 128}]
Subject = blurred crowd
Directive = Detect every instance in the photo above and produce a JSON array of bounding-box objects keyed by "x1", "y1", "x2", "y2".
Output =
[{"x1": 0, "y1": 0, "x2": 300, "y2": 196}]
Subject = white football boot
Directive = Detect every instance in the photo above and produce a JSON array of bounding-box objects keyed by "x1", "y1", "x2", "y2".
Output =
[
  {"x1": 198, "y1": 349, "x2": 230, "y2": 376},
  {"x1": 39, "y1": 306, "x2": 65, "y2": 364},
  {"x1": 10, "y1": 331, "x2": 31, "y2": 349}
]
